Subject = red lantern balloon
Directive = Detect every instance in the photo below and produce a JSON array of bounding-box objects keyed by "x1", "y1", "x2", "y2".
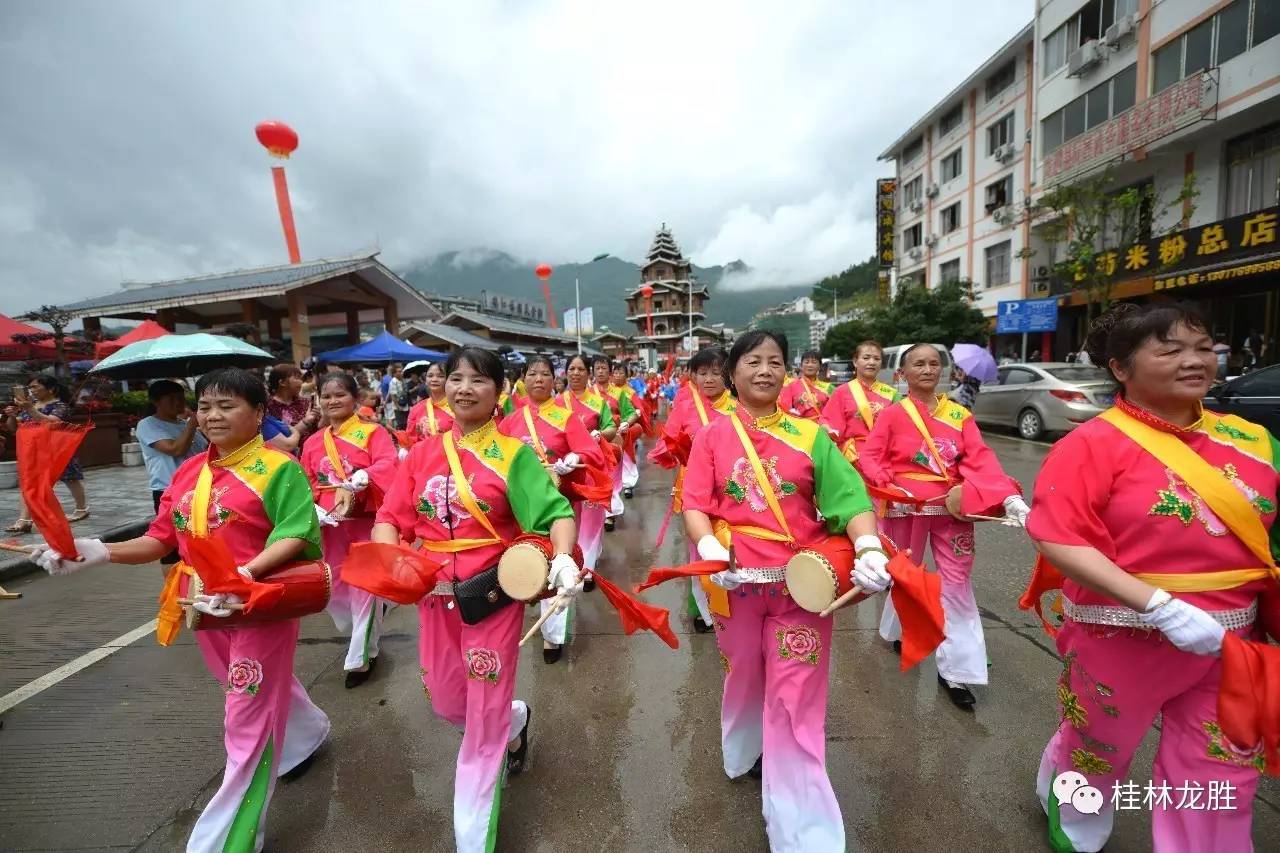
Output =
[
  {"x1": 255, "y1": 121, "x2": 299, "y2": 159},
  {"x1": 639, "y1": 285, "x2": 654, "y2": 298},
  {"x1": 535, "y1": 263, "x2": 553, "y2": 280}
]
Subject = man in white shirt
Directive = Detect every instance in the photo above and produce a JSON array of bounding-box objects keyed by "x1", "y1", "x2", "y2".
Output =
[{"x1": 135, "y1": 381, "x2": 207, "y2": 562}]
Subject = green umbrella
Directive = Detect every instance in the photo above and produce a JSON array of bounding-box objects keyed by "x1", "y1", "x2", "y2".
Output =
[{"x1": 89, "y1": 333, "x2": 276, "y2": 379}]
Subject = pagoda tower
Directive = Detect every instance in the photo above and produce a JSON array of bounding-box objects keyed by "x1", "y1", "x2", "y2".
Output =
[{"x1": 624, "y1": 224, "x2": 710, "y2": 360}]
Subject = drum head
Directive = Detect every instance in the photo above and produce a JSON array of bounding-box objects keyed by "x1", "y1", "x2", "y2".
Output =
[
  {"x1": 498, "y1": 543, "x2": 550, "y2": 602},
  {"x1": 785, "y1": 551, "x2": 838, "y2": 614},
  {"x1": 185, "y1": 572, "x2": 204, "y2": 630}
]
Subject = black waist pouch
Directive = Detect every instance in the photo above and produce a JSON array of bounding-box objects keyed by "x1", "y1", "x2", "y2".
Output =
[{"x1": 453, "y1": 565, "x2": 513, "y2": 625}]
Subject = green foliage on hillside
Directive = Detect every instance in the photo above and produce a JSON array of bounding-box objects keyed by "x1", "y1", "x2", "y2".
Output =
[
  {"x1": 821, "y1": 279, "x2": 988, "y2": 357},
  {"x1": 809, "y1": 256, "x2": 878, "y2": 307}
]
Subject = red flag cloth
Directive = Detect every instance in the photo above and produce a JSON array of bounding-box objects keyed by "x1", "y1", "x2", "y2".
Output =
[
  {"x1": 598, "y1": 435, "x2": 621, "y2": 470},
  {"x1": 591, "y1": 572, "x2": 679, "y2": 649},
  {"x1": 341, "y1": 541, "x2": 444, "y2": 604},
  {"x1": 393, "y1": 430, "x2": 415, "y2": 450},
  {"x1": 647, "y1": 431, "x2": 691, "y2": 469},
  {"x1": 885, "y1": 552, "x2": 946, "y2": 671},
  {"x1": 1218, "y1": 632, "x2": 1280, "y2": 776},
  {"x1": 1019, "y1": 553, "x2": 1066, "y2": 637},
  {"x1": 864, "y1": 482, "x2": 934, "y2": 509},
  {"x1": 622, "y1": 424, "x2": 641, "y2": 459},
  {"x1": 16, "y1": 421, "x2": 92, "y2": 560},
  {"x1": 185, "y1": 535, "x2": 285, "y2": 615},
  {"x1": 637, "y1": 560, "x2": 728, "y2": 593},
  {"x1": 567, "y1": 465, "x2": 614, "y2": 505}
]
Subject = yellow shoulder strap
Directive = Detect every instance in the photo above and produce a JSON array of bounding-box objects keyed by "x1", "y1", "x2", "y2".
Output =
[
  {"x1": 728, "y1": 413, "x2": 794, "y2": 543},
  {"x1": 426, "y1": 399, "x2": 439, "y2": 435},
  {"x1": 441, "y1": 432, "x2": 503, "y2": 543},
  {"x1": 321, "y1": 426, "x2": 346, "y2": 482},
  {"x1": 900, "y1": 398, "x2": 954, "y2": 483},
  {"x1": 849, "y1": 380, "x2": 875, "y2": 432},
  {"x1": 1100, "y1": 407, "x2": 1278, "y2": 574},
  {"x1": 191, "y1": 464, "x2": 213, "y2": 538},
  {"x1": 691, "y1": 390, "x2": 710, "y2": 426},
  {"x1": 521, "y1": 406, "x2": 550, "y2": 463}
]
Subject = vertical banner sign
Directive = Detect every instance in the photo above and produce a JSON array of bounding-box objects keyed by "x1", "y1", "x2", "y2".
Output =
[
  {"x1": 579, "y1": 308, "x2": 595, "y2": 336},
  {"x1": 877, "y1": 270, "x2": 891, "y2": 303},
  {"x1": 876, "y1": 178, "x2": 897, "y2": 270},
  {"x1": 563, "y1": 309, "x2": 578, "y2": 335}
]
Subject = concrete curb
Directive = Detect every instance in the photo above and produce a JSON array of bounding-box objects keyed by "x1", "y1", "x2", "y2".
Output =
[{"x1": 0, "y1": 518, "x2": 154, "y2": 583}]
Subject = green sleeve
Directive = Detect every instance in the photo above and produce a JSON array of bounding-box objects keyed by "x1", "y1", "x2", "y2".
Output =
[
  {"x1": 811, "y1": 429, "x2": 873, "y2": 532},
  {"x1": 597, "y1": 400, "x2": 615, "y2": 431},
  {"x1": 263, "y1": 461, "x2": 323, "y2": 560},
  {"x1": 1270, "y1": 431, "x2": 1280, "y2": 562},
  {"x1": 890, "y1": 388, "x2": 903, "y2": 402},
  {"x1": 618, "y1": 392, "x2": 637, "y2": 421},
  {"x1": 507, "y1": 444, "x2": 574, "y2": 534},
  {"x1": 501, "y1": 396, "x2": 515, "y2": 416}
]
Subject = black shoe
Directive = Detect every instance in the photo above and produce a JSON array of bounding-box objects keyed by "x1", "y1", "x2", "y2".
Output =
[
  {"x1": 937, "y1": 673, "x2": 975, "y2": 710},
  {"x1": 604, "y1": 517, "x2": 616, "y2": 532},
  {"x1": 542, "y1": 644, "x2": 562, "y2": 664},
  {"x1": 280, "y1": 752, "x2": 315, "y2": 783},
  {"x1": 747, "y1": 756, "x2": 763, "y2": 779},
  {"x1": 623, "y1": 487, "x2": 634, "y2": 499},
  {"x1": 507, "y1": 707, "x2": 531, "y2": 776},
  {"x1": 583, "y1": 573, "x2": 596, "y2": 593},
  {"x1": 344, "y1": 656, "x2": 377, "y2": 689},
  {"x1": 892, "y1": 640, "x2": 902, "y2": 655},
  {"x1": 693, "y1": 616, "x2": 713, "y2": 634}
]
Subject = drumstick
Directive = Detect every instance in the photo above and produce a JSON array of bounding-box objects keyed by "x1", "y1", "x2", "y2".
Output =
[
  {"x1": 0, "y1": 542, "x2": 34, "y2": 554},
  {"x1": 176, "y1": 596, "x2": 247, "y2": 611},
  {"x1": 818, "y1": 584, "x2": 867, "y2": 618},
  {"x1": 965, "y1": 514, "x2": 1025, "y2": 527},
  {"x1": 519, "y1": 593, "x2": 570, "y2": 647}
]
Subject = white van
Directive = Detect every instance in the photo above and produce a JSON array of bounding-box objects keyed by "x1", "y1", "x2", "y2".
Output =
[{"x1": 878, "y1": 343, "x2": 953, "y2": 395}]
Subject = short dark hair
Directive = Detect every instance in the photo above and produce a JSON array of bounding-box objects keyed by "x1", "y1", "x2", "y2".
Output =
[
  {"x1": 267, "y1": 363, "x2": 301, "y2": 392},
  {"x1": 854, "y1": 340, "x2": 883, "y2": 357},
  {"x1": 30, "y1": 374, "x2": 68, "y2": 402},
  {"x1": 723, "y1": 330, "x2": 788, "y2": 397},
  {"x1": 800, "y1": 350, "x2": 821, "y2": 363},
  {"x1": 1084, "y1": 302, "x2": 1210, "y2": 382},
  {"x1": 445, "y1": 347, "x2": 506, "y2": 388},
  {"x1": 424, "y1": 362, "x2": 445, "y2": 377},
  {"x1": 318, "y1": 371, "x2": 358, "y2": 397},
  {"x1": 566, "y1": 353, "x2": 591, "y2": 373},
  {"x1": 900, "y1": 343, "x2": 939, "y2": 363},
  {"x1": 147, "y1": 380, "x2": 186, "y2": 401},
  {"x1": 590, "y1": 354, "x2": 610, "y2": 369},
  {"x1": 524, "y1": 354, "x2": 555, "y2": 375},
  {"x1": 689, "y1": 346, "x2": 727, "y2": 373},
  {"x1": 195, "y1": 367, "x2": 268, "y2": 409}
]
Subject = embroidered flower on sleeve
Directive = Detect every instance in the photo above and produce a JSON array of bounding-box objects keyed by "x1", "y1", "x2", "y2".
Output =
[
  {"x1": 776, "y1": 625, "x2": 821, "y2": 666},
  {"x1": 227, "y1": 658, "x2": 263, "y2": 695},
  {"x1": 465, "y1": 648, "x2": 502, "y2": 683}
]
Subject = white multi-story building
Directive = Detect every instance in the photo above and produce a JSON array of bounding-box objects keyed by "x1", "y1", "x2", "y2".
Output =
[
  {"x1": 878, "y1": 24, "x2": 1037, "y2": 318},
  {"x1": 1033, "y1": 0, "x2": 1280, "y2": 358}
]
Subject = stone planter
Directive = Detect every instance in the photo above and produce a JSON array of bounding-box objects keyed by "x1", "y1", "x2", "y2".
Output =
[
  {"x1": 0, "y1": 460, "x2": 16, "y2": 490},
  {"x1": 121, "y1": 442, "x2": 143, "y2": 467}
]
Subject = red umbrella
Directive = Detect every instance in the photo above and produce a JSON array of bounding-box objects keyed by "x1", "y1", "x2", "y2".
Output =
[
  {"x1": 0, "y1": 314, "x2": 58, "y2": 361},
  {"x1": 94, "y1": 319, "x2": 171, "y2": 359}
]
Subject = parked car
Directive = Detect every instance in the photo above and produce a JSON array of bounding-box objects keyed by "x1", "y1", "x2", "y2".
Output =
[
  {"x1": 878, "y1": 343, "x2": 952, "y2": 395},
  {"x1": 972, "y1": 362, "x2": 1115, "y2": 440},
  {"x1": 1204, "y1": 364, "x2": 1280, "y2": 436},
  {"x1": 824, "y1": 358, "x2": 853, "y2": 384}
]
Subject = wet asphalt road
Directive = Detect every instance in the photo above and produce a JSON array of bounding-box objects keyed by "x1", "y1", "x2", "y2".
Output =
[{"x1": 1, "y1": 434, "x2": 1278, "y2": 852}]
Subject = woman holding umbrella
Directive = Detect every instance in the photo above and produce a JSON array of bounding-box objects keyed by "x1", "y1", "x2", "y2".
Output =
[{"x1": 950, "y1": 343, "x2": 997, "y2": 412}]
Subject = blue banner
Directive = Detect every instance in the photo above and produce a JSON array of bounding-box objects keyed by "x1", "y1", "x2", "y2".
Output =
[{"x1": 996, "y1": 298, "x2": 1058, "y2": 334}]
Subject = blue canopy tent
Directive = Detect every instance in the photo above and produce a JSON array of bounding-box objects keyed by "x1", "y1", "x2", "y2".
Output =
[{"x1": 317, "y1": 331, "x2": 446, "y2": 365}]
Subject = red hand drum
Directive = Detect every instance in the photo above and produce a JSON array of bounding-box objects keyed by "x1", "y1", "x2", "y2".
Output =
[
  {"x1": 785, "y1": 534, "x2": 895, "y2": 615},
  {"x1": 185, "y1": 561, "x2": 333, "y2": 631},
  {"x1": 497, "y1": 536, "x2": 584, "y2": 604}
]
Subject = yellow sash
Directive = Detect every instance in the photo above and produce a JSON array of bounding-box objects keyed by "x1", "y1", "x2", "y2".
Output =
[
  {"x1": 799, "y1": 377, "x2": 820, "y2": 413},
  {"x1": 1132, "y1": 568, "x2": 1274, "y2": 592},
  {"x1": 321, "y1": 424, "x2": 349, "y2": 487},
  {"x1": 1100, "y1": 407, "x2": 1279, "y2": 579},
  {"x1": 849, "y1": 380, "x2": 876, "y2": 432},
  {"x1": 521, "y1": 406, "x2": 550, "y2": 464},
  {"x1": 728, "y1": 413, "x2": 795, "y2": 544},
  {"x1": 900, "y1": 397, "x2": 955, "y2": 484},
  {"x1": 426, "y1": 430, "x2": 503, "y2": 553},
  {"x1": 155, "y1": 562, "x2": 195, "y2": 646},
  {"x1": 425, "y1": 399, "x2": 439, "y2": 436},
  {"x1": 691, "y1": 390, "x2": 710, "y2": 427}
]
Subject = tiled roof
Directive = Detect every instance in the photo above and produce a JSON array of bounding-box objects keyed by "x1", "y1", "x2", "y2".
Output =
[
  {"x1": 406, "y1": 321, "x2": 601, "y2": 356},
  {"x1": 444, "y1": 308, "x2": 581, "y2": 344}
]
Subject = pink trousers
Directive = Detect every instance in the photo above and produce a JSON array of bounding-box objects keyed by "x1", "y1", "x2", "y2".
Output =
[
  {"x1": 189, "y1": 620, "x2": 328, "y2": 853},
  {"x1": 716, "y1": 582, "x2": 844, "y2": 852},
  {"x1": 322, "y1": 517, "x2": 383, "y2": 672},
  {"x1": 539, "y1": 501, "x2": 606, "y2": 646},
  {"x1": 878, "y1": 514, "x2": 987, "y2": 684},
  {"x1": 1036, "y1": 621, "x2": 1261, "y2": 852},
  {"x1": 418, "y1": 597, "x2": 528, "y2": 853}
]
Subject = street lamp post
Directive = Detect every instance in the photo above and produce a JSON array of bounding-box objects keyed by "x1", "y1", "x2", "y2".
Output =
[{"x1": 576, "y1": 253, "x2": 612, "y2": 354}]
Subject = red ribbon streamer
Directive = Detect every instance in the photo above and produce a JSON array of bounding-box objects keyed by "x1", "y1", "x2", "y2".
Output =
[
  {"x1": 590, "y1": 572, "x2": 679, "y2": 649},
  {"x1": 340, "y1": 541, "x2": 445, "y2": 604},
  {"x1": 638, "y1": 559, "x2": 728, "y2": 593},
  {"x1": 185, "y1": 536, "x2": 286, "y2": 615},
  {"x1": 17, "y1": 421, "x2": 92, "y2": 560}
]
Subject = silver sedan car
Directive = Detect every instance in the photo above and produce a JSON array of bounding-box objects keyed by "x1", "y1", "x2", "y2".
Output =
[{"x1": 972, "y1": 363, "x2": 1116, "y2": 440}]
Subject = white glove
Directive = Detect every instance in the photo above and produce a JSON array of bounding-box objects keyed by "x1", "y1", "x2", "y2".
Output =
[
  {"x1": 193, "y1": 592, "x2": 244, "y2": 618},
  {"x1": 590, "y1": 430, "x2": 601, "y2": 439},
  {"x1": 696, "y1": 534, "x2": 731, "y2": 563},
  {"x1": 551, "y1": 452, "x2": 581, "y2": 476},
  {"x1": 1142, "y1": 590, "x2": 1225, "y2": 655},
  {"x1": 1003, "y1": 495, "x2": 1031, "y2": 526},
  {"x1": 709, "y1": 568, "x2": 744, "y2": 590},
  {"x1": 548, "y1": 553, "x2": 584, "y2": 597},
  {"x1": 851, "y1": 534, "x2": 892, "y2": 593},
  {"x1": 315, "y1": 504, "x2": 340, "y2": 527},
  {"x1": 397, "y1": 447, "x2": 409, "y2": 463},
  {"x1": 236, "y1": 566, "x2": 256, "y2": 583},
  {"x1": 340, "y1": 469, "x2": 370, "y2": 492},
  {"x1": 33, "y1": 538, "x2": 111, "y2": 575}
]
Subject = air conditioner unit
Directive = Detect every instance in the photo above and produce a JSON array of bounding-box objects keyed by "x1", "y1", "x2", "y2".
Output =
[
  {"x1": 1104, "y1": 13, "x2": 1137, "y2": 46},
  {"x1": 924, "y1": 183, "x2": 940, "y2": 198},
  {"x1": 908, "y1": 247, "x2": 923, "y2": 261},
  {"x1": 992, "y1": 206, "x2": 1012, "y2": 225},
  {"x1": 925, "y1": 234, "x2": 939, "y2": 248},
  {"x1": 995, "y1": 143, "x2": 1016, "y2": 163},
  {"x1": 909, "y1": 199, "x2": 924, "y2": 213},
  {"x1": 1067, "y1": 40, "x2": 1105, "y2": 77}
]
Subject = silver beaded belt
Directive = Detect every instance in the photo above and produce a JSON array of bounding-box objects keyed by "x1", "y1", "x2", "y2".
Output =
[
  {"x1": 1062, "y1": 598, "x2": 1256, "y2": 631},
  {"x1": 736, "y1": 567, "x2": 787, "y2": 584},
  {"x1": 884, "y1": 504, "x2": 951, "y2": 518},
  {"x1": 429, "y1": 580, "x2": 455, "y2": 596}
]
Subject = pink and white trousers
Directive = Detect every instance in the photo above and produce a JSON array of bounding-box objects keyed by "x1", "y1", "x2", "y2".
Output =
[
  {"x1": 540, "y1": 500, "x2": 605, "y2": 646},
  {"x1": 418, "y1": 596, "x2": 528, "y2": 853},
  {"x1": 188, "y1": 620, "x2": 330, "y2": 853},
  {"x1": 715, "y1": 581, "x2": 844, "y2": 852},
  {"x1": 322, "y1": 517, "x2": 383, "y2": 672},
  {"x1": 1036, "y1": 619, "x2": 1261, "y2": 853},
  {"x1": 878, "y1": 513, "x2": 987, "y2": 685}
]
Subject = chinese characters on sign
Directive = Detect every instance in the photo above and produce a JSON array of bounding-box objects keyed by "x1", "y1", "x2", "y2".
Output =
[
  {"x1": 1043, "y1": 73, "x2": 1216, "y2": 186},
  {"x1": 1049, "y1": 205, "x2": 1279, "y2": 295},
  {"x1": 876, "y1": 178, "x2": 897, "y2": 269}
]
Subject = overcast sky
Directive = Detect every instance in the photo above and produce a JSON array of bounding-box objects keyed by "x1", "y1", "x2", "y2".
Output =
[{"x1": 0, "y1": 1, "x2": 1029, "y2": 313}]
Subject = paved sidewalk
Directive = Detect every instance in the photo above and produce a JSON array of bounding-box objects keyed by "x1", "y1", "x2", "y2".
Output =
[{"x1": 0, "y1": 463, "x2": 155, "y2": 580}]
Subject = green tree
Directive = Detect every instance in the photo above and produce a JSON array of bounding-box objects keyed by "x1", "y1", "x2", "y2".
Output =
[
  {"x1": 809, "y1": 256, "x2": 878, "y2": 307},
  {"x1": 1020, "y1": 168, "x2": 1197, "y2": 323},
  {"x1": 820, "y1": 279, "x2": 987, "y2": 356}
]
